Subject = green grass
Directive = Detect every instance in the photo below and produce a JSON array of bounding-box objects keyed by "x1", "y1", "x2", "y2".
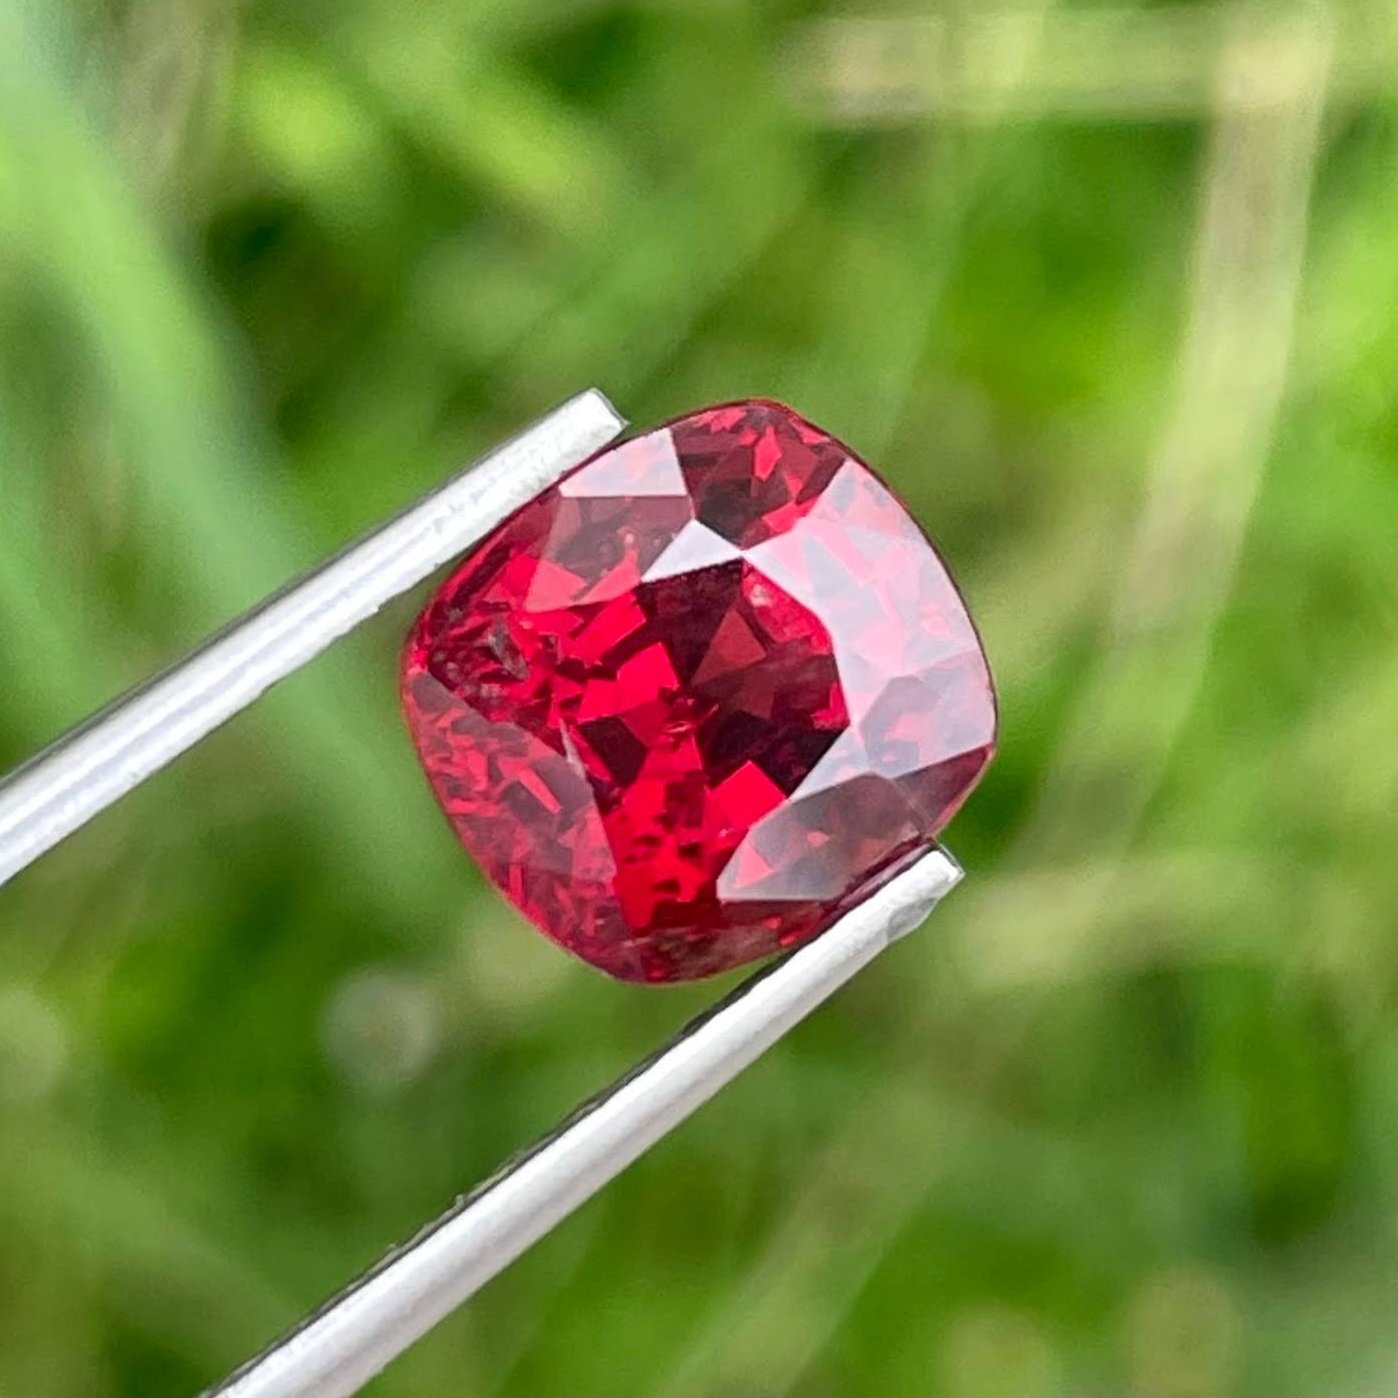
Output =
[{"x1": 3, "y1": 2, "x2": 1398, "y2": 1395}]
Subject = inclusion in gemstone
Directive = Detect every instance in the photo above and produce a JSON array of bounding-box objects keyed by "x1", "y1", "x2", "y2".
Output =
[{"x1": 401, "y1": 400, "x2": 996, "y2": 982}]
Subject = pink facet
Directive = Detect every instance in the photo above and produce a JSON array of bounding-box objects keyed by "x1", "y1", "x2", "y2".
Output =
[{"x1": 401, "y1": 401, "x2": 996, "y2": 982}]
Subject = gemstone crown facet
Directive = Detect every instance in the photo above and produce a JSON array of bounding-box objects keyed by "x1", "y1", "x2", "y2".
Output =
[{"x1": 401, "y1": 400, "x2": 996, "y2": 981}]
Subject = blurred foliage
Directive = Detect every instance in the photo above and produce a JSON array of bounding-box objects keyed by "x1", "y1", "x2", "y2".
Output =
[{"x1": 2, "y1": 1, "x2": 1398, "y2": 1395}]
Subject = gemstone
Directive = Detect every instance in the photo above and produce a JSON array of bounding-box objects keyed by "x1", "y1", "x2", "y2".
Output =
[{"x1": 401, "y1": 401, "x2": 996, "y2": 982}]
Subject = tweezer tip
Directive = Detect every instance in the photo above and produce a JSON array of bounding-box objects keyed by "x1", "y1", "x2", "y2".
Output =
[
  {"x1": 881, "y1": 846, "x2": 963, "y2": 945},
  {"x1": 570, "y1": 386, "x2": 628, "y2": 435}
]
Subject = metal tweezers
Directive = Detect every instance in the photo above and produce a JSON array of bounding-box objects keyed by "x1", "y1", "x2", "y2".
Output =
[{"x1": 0, "y1": 391, "x2": 963, "y2": 1398}]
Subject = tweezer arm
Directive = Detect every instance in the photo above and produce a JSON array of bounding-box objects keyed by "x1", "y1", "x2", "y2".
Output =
[
  {"x1": 210, "y1": 847, "x2": 962, "y2": 1398},
  {"x1": 0, "y1": 389, "x2": 626, "y2": 888}
]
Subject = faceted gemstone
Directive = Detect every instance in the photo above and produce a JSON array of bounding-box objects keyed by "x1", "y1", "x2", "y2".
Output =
[{"x1": 401, "y1": 400, "x2": 996, "y2": 982}]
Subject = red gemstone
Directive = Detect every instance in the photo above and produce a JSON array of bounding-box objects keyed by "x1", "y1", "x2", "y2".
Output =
[{"x1": 402, "y1": 401, "x2": 996, "y2": 982}]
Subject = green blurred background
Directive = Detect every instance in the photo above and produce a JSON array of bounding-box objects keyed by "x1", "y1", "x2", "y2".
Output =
[{"x1": 2, "y1": 1, "x2": 1396, "y2": 1394}]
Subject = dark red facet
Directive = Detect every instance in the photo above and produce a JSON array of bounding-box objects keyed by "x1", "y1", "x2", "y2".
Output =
[{"x1": 402, "y1": 401, "x2": 996, "y2": 982}]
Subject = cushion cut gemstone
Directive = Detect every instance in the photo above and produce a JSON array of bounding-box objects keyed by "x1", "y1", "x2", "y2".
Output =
[{"x1": 401, "y1": 401, "x2": 996, "y2": 982}]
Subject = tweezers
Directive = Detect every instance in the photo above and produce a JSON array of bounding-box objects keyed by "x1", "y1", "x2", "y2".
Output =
[{"x1": 0, "y1": 390, "x2": 963, "y2": 1398}]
